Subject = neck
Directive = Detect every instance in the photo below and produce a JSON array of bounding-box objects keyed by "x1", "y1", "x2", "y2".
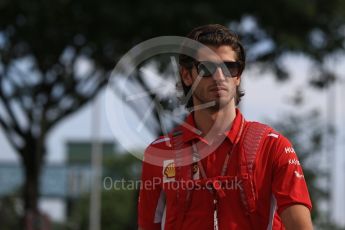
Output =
[{"x1": 193, "y1": 102, "x2": 237, "y2": 138}]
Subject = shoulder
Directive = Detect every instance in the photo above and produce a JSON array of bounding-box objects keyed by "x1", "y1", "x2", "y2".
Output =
[
  {"x1": 245, "y1": 121, "x2": 290, "y2": 142},
  {"x1": 243, "y1": 121, "x2": 283, "y2": 143},
  {"x1": 244, "y1": 121, "x2": 295, "y2": 156},
  {"x1": 145, "y1": 126, "x2": 185, "y2": 152},
  {"x1": 143, "y1": 134, "x2": 176, "y2": 167},
  {"x1": 146, "y1": 135, "x2": 173, "y2": 151},
  {"x1": 254, "y1": 124, "x2": 297, "y2": 164}
]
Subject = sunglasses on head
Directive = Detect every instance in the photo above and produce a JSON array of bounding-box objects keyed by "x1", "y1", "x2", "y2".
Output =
[{"x1": 193, "y1": 60, "x2": 242, "y2": 78}]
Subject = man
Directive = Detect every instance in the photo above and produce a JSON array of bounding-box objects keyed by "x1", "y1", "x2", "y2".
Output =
[{"x1": 138, "y1": 24, "x2": 313, "y2": 230}]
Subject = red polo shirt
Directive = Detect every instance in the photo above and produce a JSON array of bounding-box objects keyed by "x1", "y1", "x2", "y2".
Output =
[{"x1": 138, "y1": 109, "x2": 312, "y2": 230}]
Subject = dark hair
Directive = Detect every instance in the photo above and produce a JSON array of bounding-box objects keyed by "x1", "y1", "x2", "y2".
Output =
[{"x1": 178, "y1": 24, "x2": 245, "y2": 108}]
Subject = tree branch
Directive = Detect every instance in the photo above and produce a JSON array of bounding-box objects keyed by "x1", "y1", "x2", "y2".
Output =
[
  {"x1": 0, "y1": 77, "x2": 25, "y2": 137},
  {"x1": 5, "y1": 74, "x2": 33, "y2": 124},
  {"x1": 46, "y1": 73, "x2": 108, "y2": 131},
  {"x1": 0, "y1": 115, "x2": 22, "y2": 154},
  {"x1": 11, "y1": 64, "x2": 32, "y2": 87}
]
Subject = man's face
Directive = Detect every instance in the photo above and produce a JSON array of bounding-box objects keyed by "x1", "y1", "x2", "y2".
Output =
[{"x1": 181, "y1": 45, "x2": 241, "y2": 110}]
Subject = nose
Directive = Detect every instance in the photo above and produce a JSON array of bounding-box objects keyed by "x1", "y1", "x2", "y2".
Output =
[{"x1": 212, "y1": 67, "x2": 226, "y2": 81}]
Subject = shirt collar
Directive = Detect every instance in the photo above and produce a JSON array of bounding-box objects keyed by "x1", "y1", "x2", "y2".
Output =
[{"x1": 179, "y1": 108, "x2": 244, "y2": 144}]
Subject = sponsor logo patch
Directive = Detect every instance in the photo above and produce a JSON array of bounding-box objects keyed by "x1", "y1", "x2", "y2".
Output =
[{"x1": 163, "y1": 160, "x2": 175, "y2": 183}]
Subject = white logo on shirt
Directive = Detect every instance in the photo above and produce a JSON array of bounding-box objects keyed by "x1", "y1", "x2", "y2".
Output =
[
  {"x1": 294, "y1": 171, "x2": 304, "y2": 178},
  {"x1": 285, "y1": 147, "x2": 295, "y2": 154},
  {"x1": 289, "y1": 159, "x2": 300, "y2": 165}
]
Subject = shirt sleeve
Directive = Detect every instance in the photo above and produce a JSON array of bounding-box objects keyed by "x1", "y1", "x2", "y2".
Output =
[
  {"x1": 138, "y1": 146, "x2": 164, "y2": 230},
  {"x1": 271, "y1": 135, "x2": 312, "y2": 215}
]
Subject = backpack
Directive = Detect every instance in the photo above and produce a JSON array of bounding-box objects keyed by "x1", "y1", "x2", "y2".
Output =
[{"x1": 171, "y1": 120, "x2": 273, "y2": 229}]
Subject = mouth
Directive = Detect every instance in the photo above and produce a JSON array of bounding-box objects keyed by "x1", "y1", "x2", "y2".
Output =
[{"x1": 209, "y1": 85, "x2": 228, "y2": 92}]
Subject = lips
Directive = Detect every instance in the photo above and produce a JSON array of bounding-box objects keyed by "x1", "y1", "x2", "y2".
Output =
[{"x1": 209, "y1": 85, "x2": 228, "y2": 92}]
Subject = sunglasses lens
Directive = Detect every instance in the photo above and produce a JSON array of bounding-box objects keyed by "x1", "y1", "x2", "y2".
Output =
[
  {"x1": 195, "y1": 61, "x2": 241, "y2": 77},
  {"x1": 224, "y1": 62, "x2": 241, "y2": 77},
  {"x1": 197, "y1": 62, "x2": 215, "y2": 77}
]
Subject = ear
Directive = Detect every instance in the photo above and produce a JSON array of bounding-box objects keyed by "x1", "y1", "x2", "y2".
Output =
[
  {"x1": 234, "y1": 76, "x2": 241, "y2": 86},
  {"x1": 180, "y1": 67, "x2": 193, "y2": 86}
]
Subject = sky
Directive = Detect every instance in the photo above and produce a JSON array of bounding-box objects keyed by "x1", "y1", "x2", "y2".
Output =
[{"x1": 0, "y1": 52, "x2": 344, "y2": 226}]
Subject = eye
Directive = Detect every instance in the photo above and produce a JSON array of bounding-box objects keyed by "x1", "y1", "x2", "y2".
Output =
[
  {"x1": 224, "y1": 62, "x2": 241, "y2": 77},
  {"x1": 197, "y1": 62, "x2": 214, "y2": 77}
]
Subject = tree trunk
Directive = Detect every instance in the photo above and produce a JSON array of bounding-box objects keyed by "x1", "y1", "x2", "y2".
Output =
[{"x1": 21, "y1": 136, "x2": 45, "y2": 230}]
